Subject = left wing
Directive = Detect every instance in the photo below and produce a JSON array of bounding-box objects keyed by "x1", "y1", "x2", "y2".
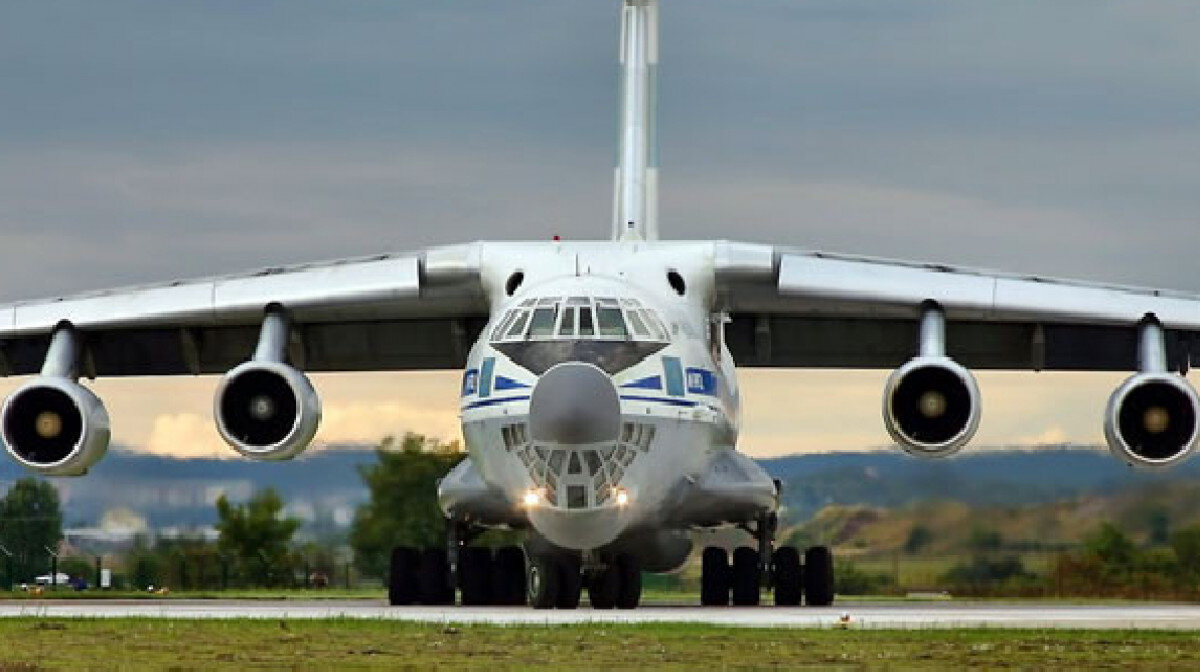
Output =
[{"x1": 0, "y1": 243, "x2": 489, "y2": 377}]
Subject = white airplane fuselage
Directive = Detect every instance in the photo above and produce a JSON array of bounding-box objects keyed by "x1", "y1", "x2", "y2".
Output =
[{"x1": 449, "y1": 241, "x2": 745, "y2": 552}]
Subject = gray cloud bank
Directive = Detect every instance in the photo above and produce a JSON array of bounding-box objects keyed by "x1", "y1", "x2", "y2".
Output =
[{"x1": 0, "y1": 1, "x2": 1198, "y2": 298}]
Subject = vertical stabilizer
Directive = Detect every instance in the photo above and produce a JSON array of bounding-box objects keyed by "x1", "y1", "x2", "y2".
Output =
[{"x1": 612, "y1": 0, "x2": 659, "y2": 241}]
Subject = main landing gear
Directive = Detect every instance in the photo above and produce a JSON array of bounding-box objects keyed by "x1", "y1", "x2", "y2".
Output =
[
  {"x1": 387, "y1": 521, "x2": 643, "y2": 609},
  {"x1": 700, "y1": 513, "x2": 835, "y2": 607},
  {"x1": 388, "y1": 521, "x2": 528, "y2": 607}
]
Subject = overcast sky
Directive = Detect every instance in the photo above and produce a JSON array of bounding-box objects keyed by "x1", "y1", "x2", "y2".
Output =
[{"x1": 1, "y1": 1, "x2": 1198, "y2": 458}]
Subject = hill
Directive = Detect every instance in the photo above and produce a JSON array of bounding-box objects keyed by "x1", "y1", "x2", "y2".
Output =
[{"x1": 2, "y1": 444, "x2": 1199, "y2": 538}]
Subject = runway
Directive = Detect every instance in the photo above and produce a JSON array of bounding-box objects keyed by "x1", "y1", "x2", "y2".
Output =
[{"x1": 2, "y1": 599, "x2": 1200, "y2": 629}]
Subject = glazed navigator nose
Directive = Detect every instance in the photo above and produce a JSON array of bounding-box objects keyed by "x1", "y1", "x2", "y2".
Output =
[{"x1": 529, "y1": 362, "x2": 620, "y2": 444}]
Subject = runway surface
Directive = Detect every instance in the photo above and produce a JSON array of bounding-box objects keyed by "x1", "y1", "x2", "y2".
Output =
[{"x1": 2, "y1": 599, "x2": 1200, "y2": 629}]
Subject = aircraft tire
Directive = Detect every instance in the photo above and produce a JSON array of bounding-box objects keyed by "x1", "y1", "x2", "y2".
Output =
[
  {"x1": 587, "y1": 565, "x2": 619, "y2": 609},
  {"x1": 700, "y1": 546, "x2": 730, "y2": 606},
  {"x1": 418, "y1": 548, "x2": 454, "y2": 606},
  {"x1": 458, "y1": 546, "x2": 493, "y2": 606},
  {"x1": 527, "y1": 556, "x2": 560, "y2": 609},
  {"x1": 492, "y1": 546, "x2": 527, "y2": 606},
  {"x1": 388, "y1": 546, "x2": 420, "y2": 606},
  {"x1": 772, "y1": 546, "x2": 803, "y2": 607},
  {"x1": 730, "y1": 546, "x2": 761, "y2": 607},
  {"x1": 556, "y1": 556, "x2": 583, "y2": 610},
  {"x1": 804, "y1": 546, "x2": 835, "y2": 607},
  {"x1": 614, "y1": 554, "x2": 642, "y2": 610}
]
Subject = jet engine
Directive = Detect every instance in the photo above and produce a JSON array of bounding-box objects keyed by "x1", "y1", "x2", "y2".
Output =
[
  {"x1": 1105, "y1": 372, "x2": 1200, "y2": 468},
  {"x1": 215, "y1": 360, "x2": 321, "y2": 460},
  {"x1": 883, "y1": 356, "x2": 981, "y2": 457},
  {"x1": 1, "y1": 376, "x2": 110, "y2": 477}
]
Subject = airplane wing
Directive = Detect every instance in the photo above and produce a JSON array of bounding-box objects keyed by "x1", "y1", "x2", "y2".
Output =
[
  {"x1": 713, "y1": 242, "x2": 1200, "y2": 372},
  {"x1": 0, "y1": 243, "x2": 488, "y2": 377}
]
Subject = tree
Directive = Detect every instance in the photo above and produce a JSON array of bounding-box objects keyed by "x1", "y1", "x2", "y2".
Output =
[
  {"x1": 215, "y1": 488, "x2": 300, "y2": 587},
  {"x1": 1172, "y1": 526, "x2": 1200, "y2": 579},
  {"x1": 0, "y1": 478, "x2": 63, "y2": 582},
  {"x1": 904, "y1": 525, "x2": 933, "y2": 554},
  {"x1": 350, "y1": 434, "x2": 465, "y2": 578},
  {"x1": 1084, "y1": 523, "x2": 1136, "y2": 567}
]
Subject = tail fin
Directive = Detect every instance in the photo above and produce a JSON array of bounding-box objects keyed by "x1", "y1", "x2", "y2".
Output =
[{"x1": 612, "y1": 0, "x2": 659, "y2": 241}]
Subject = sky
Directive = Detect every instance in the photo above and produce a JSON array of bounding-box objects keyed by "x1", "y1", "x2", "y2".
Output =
[{"x1": 1, "y1": 1, "x2": 1199, "y2": 458}]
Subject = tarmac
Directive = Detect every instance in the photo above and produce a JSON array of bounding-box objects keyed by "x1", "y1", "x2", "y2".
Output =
[{"x1": 2, "y1": 599, "x2": 1200, "y2": 629}]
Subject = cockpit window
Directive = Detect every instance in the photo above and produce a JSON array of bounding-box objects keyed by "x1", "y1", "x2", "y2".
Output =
[
  {"x1": 528, "y1": 307, "x2": 558, "y2": 338},
  {"x1": 579, "y1": 308, "x2": 595, "y2": 336},
  {"x1": 596, "y1": 307, "x2": 627, "y2": 338},
  {"x1": 505, "y1": 311, "x2": 530, "y2": 339},
  {"x1": 626, "y1": 310, "x2": 650, "y2": 338},
  {"x1": 558, "y1": 308, "x2": 576, "y2": 336}
]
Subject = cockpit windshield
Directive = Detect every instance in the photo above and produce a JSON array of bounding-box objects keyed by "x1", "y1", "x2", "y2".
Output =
[
  {"x1": 490, "y1": 296, "x2": 670, "y2": 375},
  {"x1": 490, "y1": 296, "x2": 669, "y2": 344}
]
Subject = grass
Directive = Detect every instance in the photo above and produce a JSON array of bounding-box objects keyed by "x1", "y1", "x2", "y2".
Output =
[
  {"x1": 848, "y1": 552, "x2": 1059, "y2": 588},
  {"x1": 0, "y1": 619, "x2": 1198, "y2": 669},
  {"x1": 0, "y1": 587, "x2": 384, "y2": 601}
]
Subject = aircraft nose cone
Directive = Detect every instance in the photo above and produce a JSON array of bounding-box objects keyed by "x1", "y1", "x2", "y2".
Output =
[{"x1": 529, "y1": 362, "x2": 620, "y2": 444}]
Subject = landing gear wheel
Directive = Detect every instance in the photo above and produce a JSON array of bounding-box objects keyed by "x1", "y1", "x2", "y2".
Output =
[
  {"x1": 700, "y1": 546, "x2": 730, "y2": 606},
  {"x1": 527, "y1": 556, "x2": 560, "y2": 610},
  {"x1": 388, "y1": 546, "x2": 420, "y2": 606},
  {"x1": 556, "y1": 556, "x2": 583, "y2": 610},
  {"x1": 614, "y1": 554, "x2": 642, "y2": 610},
  {"x1": 587, "y1": 565, "x2": 619, "y2": 610},
  {"x1": 804, "y1": 546, "x2": 835, "y2": 607},
  {"x1": 458, "y1": 546, "x2": 493, "y2": 606},
  {"x1": 731, "y1": 546, "x2": 761, "y2": 606},
  {"x1": 418, "y1": 548, "x2": 454, "y2": 605},
  {"x1": 492, "y1": 546, "x2": 527, "y2": 606},
  {"x1": 772, "y1": 546, "x2": 802, "y2": 607}
]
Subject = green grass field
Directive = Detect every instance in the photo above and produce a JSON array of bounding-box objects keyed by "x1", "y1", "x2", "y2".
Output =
[{"x1": 0, "y1": 619, "x2": 1197, "y2": 669}]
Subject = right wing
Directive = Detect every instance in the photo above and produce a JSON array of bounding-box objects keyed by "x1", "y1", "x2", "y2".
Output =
[
  {"x1": 714, "y1": 242, "x2": 1200, "y2": 372},
  {"x1": 0, "y1": 243, "x2": 489, "y2": 377}
]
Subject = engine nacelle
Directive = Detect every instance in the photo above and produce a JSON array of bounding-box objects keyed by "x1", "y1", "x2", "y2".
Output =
[
  {"x1": 883, "y1": 356, "x2": 981, "y2": 457},
  {"x1": 214, "y1": 360, "x2": 321, "y2": 460},
  {"x1": 1104, "y1": 373, "x2": 1200, "y2": 468},
  {"x1": 1, "y1": 377, "x2": 110, "y2": 476}
]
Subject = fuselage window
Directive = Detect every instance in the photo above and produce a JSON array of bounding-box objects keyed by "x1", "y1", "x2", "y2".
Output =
[
  {"x1": 505, "y1": 311, "x2": 530, "y2": 339},
  {"x1": 558, "y1": 307, "x2": 576, "y2": 336},
  {"x1": 596, "y1": 307, "x2": 628, "y2": 338},
  {"x1": 528, "y1": 307, "x2": 558, "y2": 338},
  {"x1": 579, "y1": 307, "x2": 596, "y2": 336}
]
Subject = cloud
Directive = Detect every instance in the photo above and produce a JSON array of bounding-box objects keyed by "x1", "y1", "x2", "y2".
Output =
[
  {"x1": 317, "y1": 401, "x2": 461, "y2": 448},
  {"x1": 144, "y1": 413, "x2": 228, "y2": 459}
]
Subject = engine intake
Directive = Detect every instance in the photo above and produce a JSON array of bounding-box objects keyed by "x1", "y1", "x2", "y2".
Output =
[
  {"x1": 215, "y1": 361, "x2": 320, "y2": 460},
  {"x1": 1, "y1": 377, "x2": 110, "y2": 476},
  {"x1": 1105, "y1": 373, "x2": 1199, "y2": 468},
  {"x1": 883, "y1": 356, "x2": 981, "y2": 457}
]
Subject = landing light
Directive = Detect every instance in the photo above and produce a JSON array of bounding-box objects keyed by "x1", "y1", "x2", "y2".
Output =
[
  {"x1": 523, "y1": 489, "x2": 543, "y2": 507},
  {"x1": 615, "y1": 488, "x2": 630, "y2": 507}
]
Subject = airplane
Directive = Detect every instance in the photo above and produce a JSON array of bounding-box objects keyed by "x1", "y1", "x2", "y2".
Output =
[{"x1": 2, "y1": 0, "x2": 1200, "y2": 611}]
